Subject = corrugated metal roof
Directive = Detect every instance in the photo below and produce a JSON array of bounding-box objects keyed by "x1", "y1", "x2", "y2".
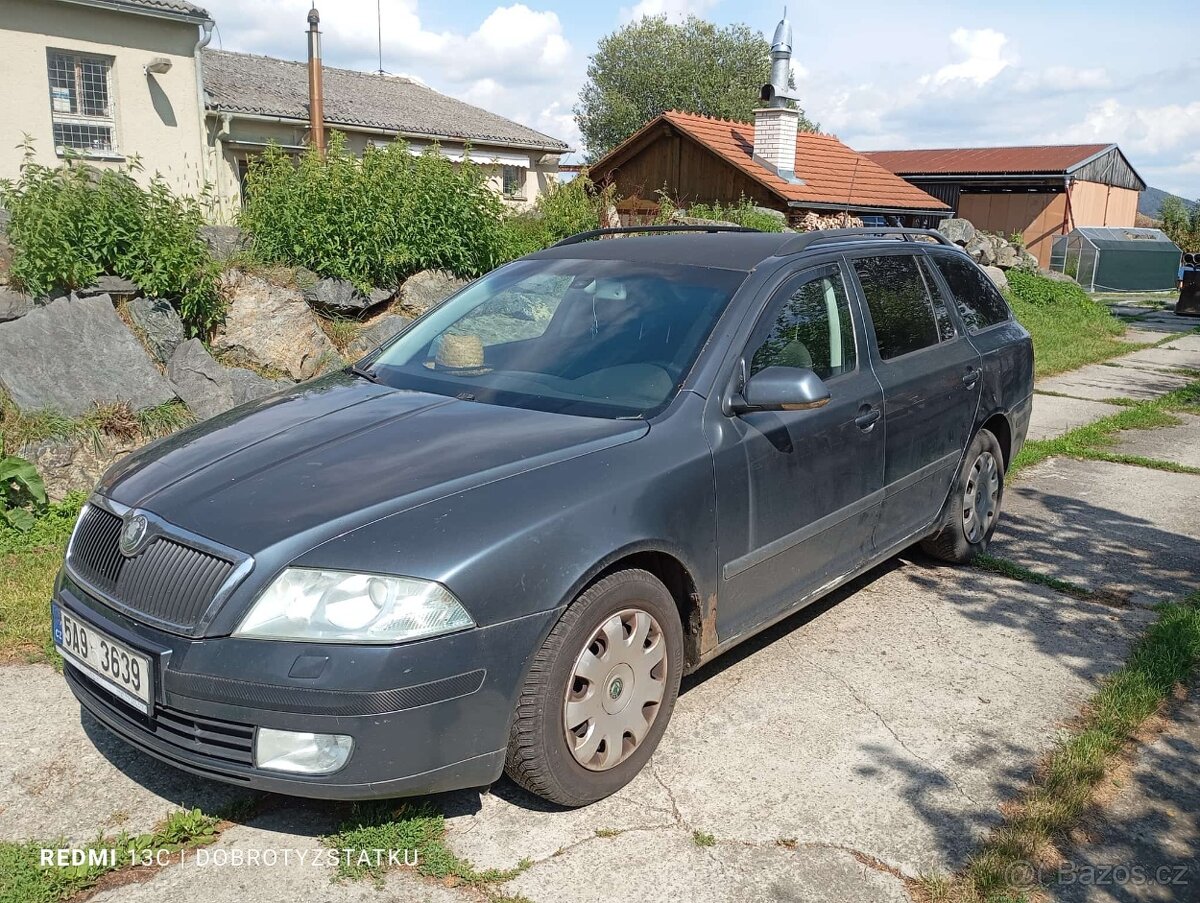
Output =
[
  {"x1": 862, "y1": 144, "x2": 1114, "y2": 176},
  {"x1": 649, "y1": 111, "x2": 948, "y2": 212},
  {"x1": 202, "y1": 50, "x2": 569, "y2": 153}
]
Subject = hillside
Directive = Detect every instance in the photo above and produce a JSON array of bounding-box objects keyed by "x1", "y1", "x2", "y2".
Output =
[{"x1": 1139, "y1": 186, "x2": 1197, "y2": 219}]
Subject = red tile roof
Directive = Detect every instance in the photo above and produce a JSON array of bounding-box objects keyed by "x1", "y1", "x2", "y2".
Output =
[
  {"x1": 647, "y1": 111, "x2": 948, "y2": 212},
  {"x1": 862, "y1": 144, "x2": 1114, "y2": 176}
]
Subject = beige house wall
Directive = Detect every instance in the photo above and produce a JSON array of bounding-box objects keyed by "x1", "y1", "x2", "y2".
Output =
[
  {"x1": 208, "y1": 116, "x2": 559, "y2": 222},
  {"x1": 0, "y1": 0, "x2": 207, "y2": 199}
]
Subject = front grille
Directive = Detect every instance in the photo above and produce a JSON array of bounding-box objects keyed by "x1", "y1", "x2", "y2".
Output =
[
  {"x1": 69, "y1": 505, "x2": 236, "y2": 634},
  {"x1": 67, "y1": 664, "x2": 257, "y2": 770}
]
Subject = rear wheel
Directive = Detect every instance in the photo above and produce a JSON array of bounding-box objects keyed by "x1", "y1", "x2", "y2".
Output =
[
  {"x1": 504, "y1": 569, "x2": 684, "y2": 807},
  {"x1": 921, "y1": 428, "x2": 1005, "y2": 563}
]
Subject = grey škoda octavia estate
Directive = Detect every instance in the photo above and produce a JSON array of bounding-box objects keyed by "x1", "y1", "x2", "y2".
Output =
[{"x1": 53, "y1": 227, "x2": 1033, "y2": 806}]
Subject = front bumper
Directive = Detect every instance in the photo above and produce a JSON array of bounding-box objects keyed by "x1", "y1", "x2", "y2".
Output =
[{"x1": 56, "y1": 575, "x2": 557, "y2": 799}]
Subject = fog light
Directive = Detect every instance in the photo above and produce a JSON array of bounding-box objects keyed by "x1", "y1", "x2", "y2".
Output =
[{"x1": 254, "y1": 728, "x2": 353, "y2": 775}]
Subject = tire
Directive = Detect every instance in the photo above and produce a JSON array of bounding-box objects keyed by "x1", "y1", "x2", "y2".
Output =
[
  {"x1": 504, "y1": 569, "x2": 684, "y2": 807},
  {"x1": 920, "y1": 428, "x2": 1005, "y2": 564}
]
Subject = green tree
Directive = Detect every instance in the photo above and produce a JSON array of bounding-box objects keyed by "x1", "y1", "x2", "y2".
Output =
[
  {"x1": 1159, "y1": 195, "x2": 1200, "y2": 252},
  {"x1": 575, "y1": 15, "x2": 816, "y2": 160}
]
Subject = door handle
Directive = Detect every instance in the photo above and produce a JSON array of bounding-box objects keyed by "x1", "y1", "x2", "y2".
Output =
[
  {"x1": 962, "y1": 367, "x2": 981, "y2": 387},
  {"x1": 855, "y1": 406, "x2": 881, "y2": 430}
]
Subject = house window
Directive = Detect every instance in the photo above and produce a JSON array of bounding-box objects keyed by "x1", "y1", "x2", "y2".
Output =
[
  {"x1": 501, "y1": 165, "x2": 524, "y2": 198},
  {"x1": 47, "y1": 50, "x2": 117, "y2": 155}
]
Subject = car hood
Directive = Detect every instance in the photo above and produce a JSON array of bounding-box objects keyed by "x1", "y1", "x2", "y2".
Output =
[{"x1": 98, "y1": 373, "x2": 648, "y2": 555}]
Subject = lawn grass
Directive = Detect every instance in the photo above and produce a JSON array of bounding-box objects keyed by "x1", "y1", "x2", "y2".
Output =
[
  {"x1": 0, "y1": 494, "x2": 84, "y2": 664},
  {"x1": 324, "y1": 800, "x2": 530, "y2": 890},
  {"x1": 1013, "y1": 380, "x2": 1200, "y2": 478},
  {"x1": 1008, "y1": 295, "x2": 1135, "y2": 379},
  {"x1": 971, "y1": 555, "x2": 1098, "y2": 602},
  {"x1": 0, "y1": 808, "x2": 219, "y2": 903},
  {"x1": 916, "y1": 591, "x2": 1200, "y2": 903}
]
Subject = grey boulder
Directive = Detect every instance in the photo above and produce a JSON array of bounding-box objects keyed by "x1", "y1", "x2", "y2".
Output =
[
  {"x1": 937, "y1": 217, "x2": 977, "y2": 246},
  {"x1": 303, "y1": 277, "x2": 379, "y2": 317},
  {"x1": 167, "y1": 339, "x2": 286, "y2": 421},
  {"x1": 395, "y1": 269, "x2": 470, "y2": 317},
  {"x1": 0, "y1": 294, "x2": 175, "y2": 416},
  {"x1": 212, "y1": 270, "x2": 340, "y2": 380},
  {"x1": 125, "y1": 296, "x2": 186, "y2": 363},
  {"x1": 76, "y1": 275, "x2": 140, "y2": 297},
  {"x1": 200, "y1": 225, "x2": 249, "y2": 262},
  {"x1": 993, "y1": 242, "x2": 1021, "y2": 269},
  {"x1": 0, "y1": 286, "x2": 34, "y2": 322},
  {"x1": 965, "y1": 233, "x2": 996, "y2": 266},
  {"x1": 20, "y1": 433, "x2": 145, "y2": 501},
  {"x1": 982, "y1": 265, "x2": 1009, "y2": 292},
  {"x1": 346, "y1": 313, "x2": 412, "y2": 359}
]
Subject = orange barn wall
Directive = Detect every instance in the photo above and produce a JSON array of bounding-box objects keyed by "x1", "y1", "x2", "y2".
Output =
[
  {"x1": 957, "y1": 193, "x2": 1068, "y2": 268},
  {"x1": 1067, "y1": 181, "x2": 1139, "y2": 230}
]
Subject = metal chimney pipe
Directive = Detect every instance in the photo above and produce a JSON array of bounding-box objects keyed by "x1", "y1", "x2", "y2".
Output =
[{"x1": 307, "y1": 5, "x2": 326, "y2": 156}]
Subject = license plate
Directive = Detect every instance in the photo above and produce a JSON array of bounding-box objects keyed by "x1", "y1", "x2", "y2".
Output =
[{"x1": 53, "y1": 604, "x2": 153, "y2": 713}]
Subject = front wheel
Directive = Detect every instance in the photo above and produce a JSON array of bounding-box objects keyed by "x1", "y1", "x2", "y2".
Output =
[
  {"x1": 504, "y1": 569, "x2": 684, "y2": 807},
  {"x1": 921, "y1": 428, "x2": 1005, "y2": 563}
]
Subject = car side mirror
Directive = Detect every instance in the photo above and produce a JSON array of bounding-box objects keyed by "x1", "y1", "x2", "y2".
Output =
[{"x1": 731, "y1": 366, "x2": 832, "y2": 413}]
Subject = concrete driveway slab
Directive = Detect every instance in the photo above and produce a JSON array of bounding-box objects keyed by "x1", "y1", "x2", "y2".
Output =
[
  {"x1": 1107, "y1": 342, "x2": 1200, "y2": 373},
  {"x1": 0, "y1": 664, "x2": 247, "y2": 843},
  {"x1": 1035, "y1": 364, "x2": 1192, "y2": 402},
  {"x1": 991, "y1": 458, "x2": 1200, "y2": 606},
  {"x1": 444, "y1": 562, "x2": 1151, "y2": 883},
  {"x1": 1028, "y1": 394, "x2": 1122, "y2": 440},
  {"x1": 1111, "y1": 413, "x2": 1200, "y2": 469},
  {"x1": 1050, "y1": 690, "x2": 1200, "y2": 903}
]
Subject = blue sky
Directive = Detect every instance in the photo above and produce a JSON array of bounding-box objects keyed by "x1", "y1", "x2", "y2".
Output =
[{"x1": 200, "y1": 0, "x2": 1200, "y2": 197}]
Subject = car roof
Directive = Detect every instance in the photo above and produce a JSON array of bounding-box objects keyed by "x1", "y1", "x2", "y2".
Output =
[
  {"x1": 527, "y1": 229, "x2": 960, "y2": 272},
  {"x1": 528, "y1": 232, "x2": 796, "y2": 272}
]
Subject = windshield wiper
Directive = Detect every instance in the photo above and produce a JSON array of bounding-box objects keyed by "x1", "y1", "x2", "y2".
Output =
[{"x1": 347, "y1": 363, "x2": 381, "y2": 384}]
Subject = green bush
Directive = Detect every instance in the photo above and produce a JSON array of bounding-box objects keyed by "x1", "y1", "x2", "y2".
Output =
[
  {"x1": 240, "y1": 133, "x2": 514, "y2": 289},
  {"x1": 0, "y1": 148, "x2": 221, "y2": 333},
  {"x1": 1007, "y1": 268, "x2": 1096, "y2": 308},
  {"x1": 686, "y1": 196, "x2": 786, "y2": 232},
  {"x1": 500, "y1": 170, "x2": 610, "y2": 257}
]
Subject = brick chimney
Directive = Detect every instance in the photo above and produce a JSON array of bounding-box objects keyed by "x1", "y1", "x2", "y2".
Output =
[{"x1": 753, "y1": 10, "x2": 802, "y2": 182}]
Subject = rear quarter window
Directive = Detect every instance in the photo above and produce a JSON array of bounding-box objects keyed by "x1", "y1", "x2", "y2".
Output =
[{"x1": 930, "y1": 254, "x2": 1012, "y2": 333}]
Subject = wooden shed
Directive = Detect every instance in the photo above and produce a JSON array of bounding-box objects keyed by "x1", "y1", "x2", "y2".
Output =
[
  {"x1": 863, "y1": 145, "x2": 1146, "y2": 267},
  {"x1": 588, "y1": 111, "x2": 951, "y2": 228}
]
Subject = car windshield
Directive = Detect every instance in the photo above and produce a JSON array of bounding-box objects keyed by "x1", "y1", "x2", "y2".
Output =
[{"x1": 368, "y1": 257, "x2": 748, "y2": 419}]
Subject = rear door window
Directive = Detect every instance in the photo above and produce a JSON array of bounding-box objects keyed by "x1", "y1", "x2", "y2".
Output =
[
  {"x1": 930, "y1": 253, "x2": 1012, "y2": 333},
  {"x1": 852, "y1": 255, "x2": 941, "y2": 360}
]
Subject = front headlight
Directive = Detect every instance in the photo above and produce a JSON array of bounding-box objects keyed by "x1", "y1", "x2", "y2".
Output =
[{"x1": 233, "y1": 568, "x2": 474, "y2": 643}]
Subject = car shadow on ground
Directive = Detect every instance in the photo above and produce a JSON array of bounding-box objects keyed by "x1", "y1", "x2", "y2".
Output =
[
  {"x1": 76, "y1": 489, "x2": 1195, "y2": 862},
  {"x1": 992, "y1": 481, "x2": 1200, "y2": 605}
]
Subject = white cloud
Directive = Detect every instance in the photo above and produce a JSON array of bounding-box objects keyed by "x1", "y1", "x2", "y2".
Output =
[{"x1": 921, "y1": 28, "x2": 1011, "y2": 87}]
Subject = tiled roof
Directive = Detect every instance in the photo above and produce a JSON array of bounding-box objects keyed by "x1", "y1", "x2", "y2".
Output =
[
  {"x1": 862, "y1": 145, "x2": 1114, "y2": 176},
  {"x1": 621, "y1": 111, "x2": 948, "y2": 213},
  {"x1": 202, "y1": 50, "x2": 569, "y2": 153},
  {"x1": 79, "y1": 0, "x2": 211, "y2": 20}
]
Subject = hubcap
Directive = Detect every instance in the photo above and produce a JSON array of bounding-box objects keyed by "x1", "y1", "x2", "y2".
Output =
[
  {"x1": 563, "y1": 608, "x2": 667, "y2": 771},
  {"x1": 963, "y1": 450, "x2": 1000, "y2": 544}
]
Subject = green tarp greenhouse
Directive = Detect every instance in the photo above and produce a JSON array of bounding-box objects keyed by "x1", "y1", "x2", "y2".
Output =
[{"x1": 1050, "y1": 227, "x2": 1181, "y2": 292}]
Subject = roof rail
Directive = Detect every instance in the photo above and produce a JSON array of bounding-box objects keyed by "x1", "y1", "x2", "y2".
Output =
[
  {"x1": 775, "y1": 227, "x2": 953, "y2": 257},
  {"x1": 551, "y1": 225, "x2": 762, "y2": 247}
]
